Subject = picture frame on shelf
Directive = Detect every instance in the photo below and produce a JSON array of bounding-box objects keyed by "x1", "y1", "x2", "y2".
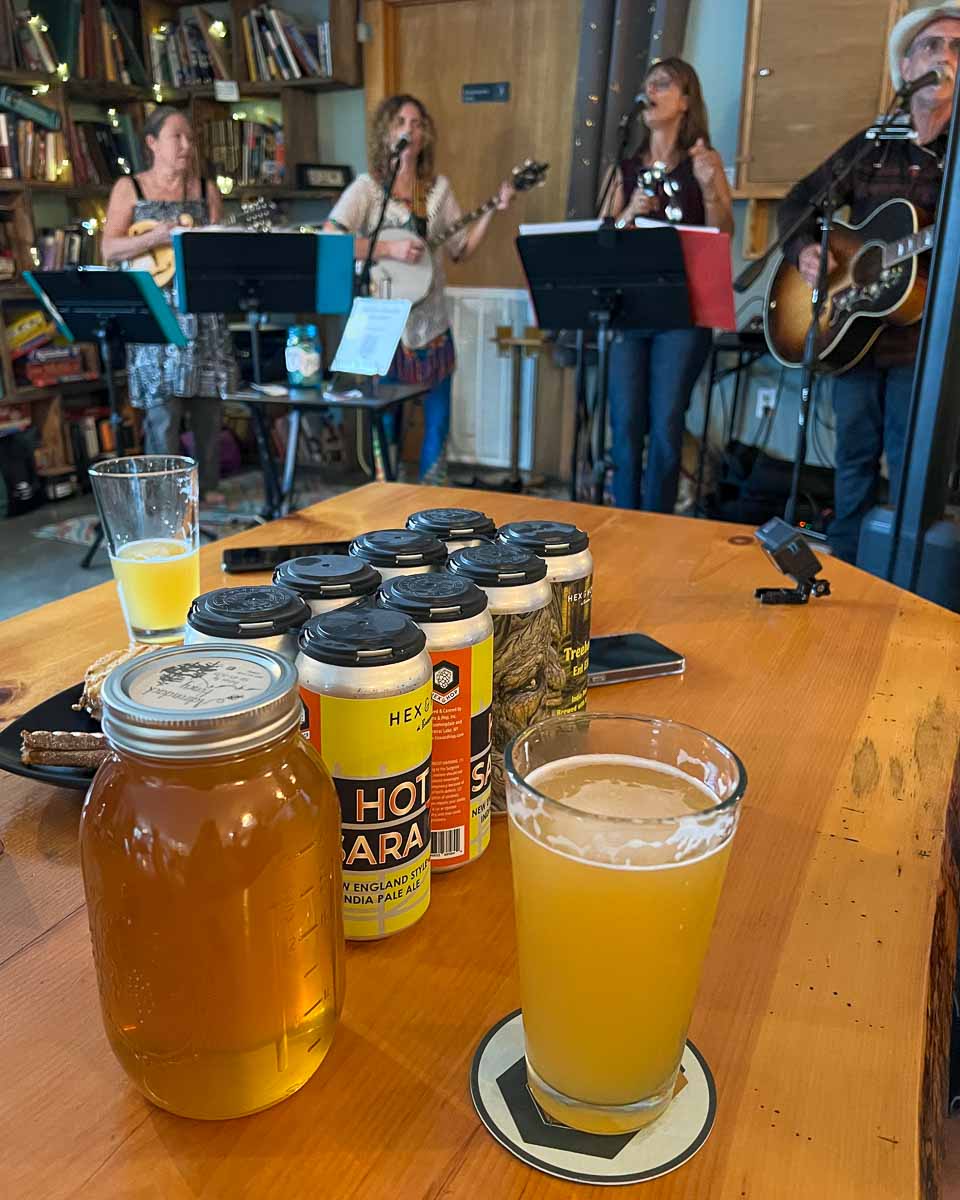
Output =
[{"x1": 296, "y1": 163, "x2": 352, "y2": 190}]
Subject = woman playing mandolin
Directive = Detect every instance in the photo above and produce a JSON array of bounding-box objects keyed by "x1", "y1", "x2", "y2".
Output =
[
  {"x1": 325, "y1": 94, "x2": 514, "y2": 483},
  {"x1": 101, "y1": 106, "x2": 238, "y2": 496},
  {"x1": 601, "y1": 58, "x2": 734, "y2": 514}
]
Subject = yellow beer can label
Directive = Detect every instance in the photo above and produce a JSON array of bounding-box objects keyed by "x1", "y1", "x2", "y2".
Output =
[{"x1": 300, "y1": 681, "x2": 433, "y2": 940}]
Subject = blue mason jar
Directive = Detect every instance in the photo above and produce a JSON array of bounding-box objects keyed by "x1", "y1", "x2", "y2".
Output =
[{"x1": 285, "y1": 324, "x2": 322, "y2": 388}]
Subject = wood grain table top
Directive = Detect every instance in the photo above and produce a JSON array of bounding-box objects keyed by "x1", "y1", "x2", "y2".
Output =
[{"x1": 2, "y1": 483, "x2": 958, "y2": 1199}]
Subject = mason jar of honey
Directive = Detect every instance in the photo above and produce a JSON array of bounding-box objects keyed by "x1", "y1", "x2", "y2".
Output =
[{"x1": 80, "y1": 643, "x2": 345, "y2": 1120}]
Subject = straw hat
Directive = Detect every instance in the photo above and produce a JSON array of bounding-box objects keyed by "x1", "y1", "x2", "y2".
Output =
[{"x1": 889, "y1": 2, "x2": 960, "y2": 90}]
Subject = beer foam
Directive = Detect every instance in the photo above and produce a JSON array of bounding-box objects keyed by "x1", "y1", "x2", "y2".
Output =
[{"x1": 513, "y1": 754, "x2": 737, "y2": 869}]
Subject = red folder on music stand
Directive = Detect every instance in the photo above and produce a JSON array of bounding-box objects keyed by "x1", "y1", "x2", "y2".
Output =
[{"x1": 674, "y1": 228, "x2": 735, "y2": 330}]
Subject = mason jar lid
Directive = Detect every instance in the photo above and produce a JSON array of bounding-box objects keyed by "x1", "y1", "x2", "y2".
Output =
[
  {"x1": 298, "y1": 606, "x2": 426, "y2": 667},
  {"x1": 188, "y1": 585, "x2": 310, "y2": 638},
  {"x1": 273, "y1": 555, "x2": 381, "y2": 600},
  {"x1": 406, "y1": 507, "x2": 497, "y2": 542},
  {"x1": 447, "y1": 541, "x2": 547, "y2": 587},
  {"x1": 378, "y1": 571, "x2": 488, "y2": 622},
  {"x1": 497, "y1": 519, "x2": 590, "y2": 556},
  {"x1": 349, "y1": 528, "x2": 447, "y2": 568},
  {"x1": 101, "y1": 644, "x2": 300, "y2": 759}
]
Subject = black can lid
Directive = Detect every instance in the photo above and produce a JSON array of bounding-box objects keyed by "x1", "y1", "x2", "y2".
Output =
[
  {"x1": 378, "y1": 571, "x2": 489, "y2": 622},
  {"x1": 497, "y1": 519, "x2": 590, "y2": 556},
  {"x1": 447, "y1": 541, "x2": 547, "y2": 587},
  {"x1": 406, "y1": 507, "x2": 497, "y2": 541},
  {"x1": 188, "y1": 585, "x2": 310, "y2": 638},
  {"x1": 348, "y1": 528, "x2": 447, "y2": 568},
  {"x1": 273, "y1": 555, "x2": 381, "y2": 599},
  {"x1": 298, "y1": 606, "x2": 426, "y2": 667}
]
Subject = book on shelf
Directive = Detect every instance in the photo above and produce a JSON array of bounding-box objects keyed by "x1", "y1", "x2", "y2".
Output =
[
  {"x1": 65, "y1": 112, "x2": 143, "y2": 185},
  {"x1": 14, "y1": 10, "x2": 60, "y2": 74},
  {"x1": 150, "y1": 6, "x2": 230, "y2": 88},
  {"x1": 242, "y1": 9, "x2": 331, "y2": 83},
  {"x1": 0, "y1": 112, "x2": 69, "y2": 183},
  {"x1": 36, "y1": 223, "x2": 98, "y2": 270},
  {"x1": 198, "y1": 115, "x2": 284, "y2": 186},
  {"x1": 44, "y1": 0, "x2": 147, "y2": 83}
]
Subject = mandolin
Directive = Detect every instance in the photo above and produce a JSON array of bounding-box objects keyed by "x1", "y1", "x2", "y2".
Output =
[
  {"x1": 126, "y1": 197, "x2": 277, "y2": 287},
  {"x1": 369, "y1": 159, "x2": 549, "y2": 305},
  {"x1": 764, "y1": 197, "x2": 934, "y2": 374}
]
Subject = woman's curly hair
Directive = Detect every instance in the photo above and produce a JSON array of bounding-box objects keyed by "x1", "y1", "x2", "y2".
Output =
[{"x1": 368, "y1": 94, "x2": 436, "y2": 184}]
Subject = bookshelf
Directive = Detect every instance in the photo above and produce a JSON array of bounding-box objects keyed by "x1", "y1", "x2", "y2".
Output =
[{"x1": 0, "y1": 0, "x2": 361, "y2": 480}]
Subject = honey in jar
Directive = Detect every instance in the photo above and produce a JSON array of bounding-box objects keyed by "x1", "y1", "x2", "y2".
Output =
[{"x1": 80, "y1": 643, "x2": 344, "y2": 1120}]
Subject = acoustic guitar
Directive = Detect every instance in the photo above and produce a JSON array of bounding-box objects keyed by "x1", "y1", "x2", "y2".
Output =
[
  {"x1": 764, "y1": 197, "x2": 934, "y2": 374},
  {"x1": 126, "y1": 197, "x2": 277, "y2": 287},
  {"x1": 369, "y1": 159, "x2": 549, "y2": 305}
]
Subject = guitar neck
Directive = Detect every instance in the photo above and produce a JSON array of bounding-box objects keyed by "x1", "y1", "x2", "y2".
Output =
[
  {"x1": 428, "y1": 195, "x2": 498, "y2": 249},
  {"x1": 884, "y1": 224, "x2": 935, "y2": 267}
]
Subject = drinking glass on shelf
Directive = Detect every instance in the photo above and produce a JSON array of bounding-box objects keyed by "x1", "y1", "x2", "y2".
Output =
[
  {"x1": 505, "y1": 712, "x2": 746, "y2": 1135},
  {"x1": 89, "y1": 455, "x2": 200, "y2": 644}
]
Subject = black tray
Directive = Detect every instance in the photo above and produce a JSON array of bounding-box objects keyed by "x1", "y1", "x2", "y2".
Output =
[{"x1": 0, "y1": 682, "x2": 99, "y2": 792}]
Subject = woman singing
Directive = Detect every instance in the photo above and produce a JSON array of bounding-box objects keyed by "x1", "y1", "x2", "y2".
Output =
[
  {"x1": 603, "y1": 58, "x2": 734, "y2": 512},
  {"x1": 326, "y1": 94, "x2": 514, "y2": 483},
  {"x1": 102, "y1": 106, "x2": 238, "y2": 497}
]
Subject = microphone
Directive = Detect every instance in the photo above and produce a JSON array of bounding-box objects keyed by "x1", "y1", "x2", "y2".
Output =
[
  {"x1": 899, "y1": 67, "x2": 944, "y2": 99},
  {"x1": 618, "y1": 92, "x2": 648, "y2": 129},
  {"x1": 392, "y1": 135, "x2": 410, "y2": 156}
]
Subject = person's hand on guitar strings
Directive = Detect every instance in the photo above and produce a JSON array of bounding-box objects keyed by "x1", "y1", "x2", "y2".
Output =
[
  {"x1": 798, "y1": 243, "x2": 838, "y2": 288},
  {"x1": 495, "y1": 180, "x2": 516, "y2": 211},
  {"x1": 385, "y1": 237, "x2": 425, "y2": 263},
  {"x1": 144, "y1": 220, "x2": 177, "y2": 250}
]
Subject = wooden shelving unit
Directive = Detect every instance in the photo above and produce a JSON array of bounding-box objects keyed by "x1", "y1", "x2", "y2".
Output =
[{"x1": 0, "y1": 0, "x2": 361, "y2": 478}]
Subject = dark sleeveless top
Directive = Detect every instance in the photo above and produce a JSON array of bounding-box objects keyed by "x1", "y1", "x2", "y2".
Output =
[{"x1": 619, "y1": 152, "x2": 706, "y2": 227}]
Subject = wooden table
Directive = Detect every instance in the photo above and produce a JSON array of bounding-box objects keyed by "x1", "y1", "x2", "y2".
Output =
[{"x1": 2, "y1": 483, "x2": 959, "y2": 1200}]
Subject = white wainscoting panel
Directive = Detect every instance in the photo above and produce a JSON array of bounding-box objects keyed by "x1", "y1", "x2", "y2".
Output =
[{"x1": 446, "y1": 287, "x2": 537, "y2": 469}]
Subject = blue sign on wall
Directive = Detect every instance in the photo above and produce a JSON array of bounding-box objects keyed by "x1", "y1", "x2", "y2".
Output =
[{"x1": 462, "y1": 82, "x2": 510, "y2": 104}]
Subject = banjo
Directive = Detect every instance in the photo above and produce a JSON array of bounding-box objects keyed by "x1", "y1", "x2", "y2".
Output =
[{"x1": 369, "y1": 159, "x2": 549, "y2": 305}]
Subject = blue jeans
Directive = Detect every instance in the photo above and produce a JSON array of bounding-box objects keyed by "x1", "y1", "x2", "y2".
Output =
[
  {"x1": 828, "y1": 362, "x2": 913, "y2": 562},
  {"x1": 607, "y1": 328, "x2": 712, "y2": 511},
  {"x1": 382, "y1": 374, "x2": 452, "y2": 482}
]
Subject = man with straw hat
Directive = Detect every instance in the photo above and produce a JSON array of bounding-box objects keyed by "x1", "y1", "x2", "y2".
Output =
[{"x1": 777, "y1": 3, "x2": 960, "y2": 564}]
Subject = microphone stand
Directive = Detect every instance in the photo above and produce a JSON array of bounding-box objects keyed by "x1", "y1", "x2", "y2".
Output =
[
  {"x1": 734, "y1": 81, "x2": 918, "y2": 528},
  {"x1": 583, "y1": 109, "x2": 638, "y2": 503},
  {"x1": 357, "y1": 143, "x2": 405, "y2": 299}
]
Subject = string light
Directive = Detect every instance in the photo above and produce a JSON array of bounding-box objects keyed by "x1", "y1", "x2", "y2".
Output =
[
  {"x1": 31, "y1": 83, "x2": 50, "y2": 95},
  {"x1": 209, "y1": 20, "x2": 226, "y2": 39},
  {"x1": 231, "y1": 110, "x2": 247, "y2": 121},
  {"x1": 216, "y1": 175, "x2": 234, "y2": 195},
  {"x1": 56, "y1": 62, "x2": 68, "y2": 81}
]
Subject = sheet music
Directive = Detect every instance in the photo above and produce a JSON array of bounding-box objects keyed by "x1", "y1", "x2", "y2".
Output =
[{"x1": 331, "y1": 298, "x2": 412, "y2": 377}]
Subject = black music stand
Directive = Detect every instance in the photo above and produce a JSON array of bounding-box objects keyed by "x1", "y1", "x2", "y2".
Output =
[
  {"x1": 24, "y1": 266, "x2": 186, "y2": 567},
  {"x1": 517, "y1": 223, "x2": 691, "y2": 504},
  {"x1": 173, "y1": 230, "x2": 354, "y2": 518}
]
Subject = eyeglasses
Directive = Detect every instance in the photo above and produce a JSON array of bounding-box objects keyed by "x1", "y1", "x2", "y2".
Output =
[
  {"x1": 645, "y1": 75, "x2": 679, "y2": 94},
  {"x1": 913, "y1": 34, "x2": 960, "y2": 57}
]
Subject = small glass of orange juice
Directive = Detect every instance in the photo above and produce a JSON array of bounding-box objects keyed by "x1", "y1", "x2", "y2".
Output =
[{"x1": 89, "y1": 456, "x2": 200, "y2": 643}]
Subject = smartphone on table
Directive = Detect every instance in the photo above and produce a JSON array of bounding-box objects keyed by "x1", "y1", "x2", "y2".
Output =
[{"x1": 587, "y1": 632, "x2": 685, "y2": 687}]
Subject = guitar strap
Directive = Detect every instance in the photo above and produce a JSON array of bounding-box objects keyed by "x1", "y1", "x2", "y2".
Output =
[{"x1": 410, "y1": 175, "x2": 431, "y2": 239}]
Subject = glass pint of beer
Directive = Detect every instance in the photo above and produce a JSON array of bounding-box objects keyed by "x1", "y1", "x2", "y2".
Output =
[{"x1": 506, "y1": 713, "x2": 745, "y2": 1134}]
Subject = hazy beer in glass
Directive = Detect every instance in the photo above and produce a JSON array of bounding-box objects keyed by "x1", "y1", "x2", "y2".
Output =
[
  {"x1": 89, "y1": 455, "x2": 200, "y2": 643},
  {"x1": 506, "y1": 713, "x2": 745, "y2": 1134}
]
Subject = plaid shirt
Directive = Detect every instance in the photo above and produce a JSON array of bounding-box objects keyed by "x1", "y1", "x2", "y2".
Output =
[{"x1": 778, "y1": 126, "x2": 947, "y2": 365}]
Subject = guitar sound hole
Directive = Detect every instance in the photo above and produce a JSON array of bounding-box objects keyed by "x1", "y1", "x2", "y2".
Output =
[{"x1": 851, "y1": 245, "x2": 883, "y2": 288}]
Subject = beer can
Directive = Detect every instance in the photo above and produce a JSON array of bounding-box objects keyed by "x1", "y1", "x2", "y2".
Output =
[
  {"x1": 406, "y1": 507, "x2": 497, "y2": 553},
  {"x1": 497, "y1": 521, "x2": 593, "y2": 715},
  {"x1": 448, "y1": 543, "x2": 551, "y2": 813},
  {"x1": 274, "y1": 555, "x2": 382, "y2": 616},
  {"x1": 348, "y1": 529, "x2": 447, "y2": 581},
  {"x1": 297, "y1": 607, "x2": 433, "y2": 941},
  {"x1": 185, "y1": 584, "x2": 310, "y2": 662},
  {"x1": 378, "y1": 572, "x2": 493, "y2": 871}
]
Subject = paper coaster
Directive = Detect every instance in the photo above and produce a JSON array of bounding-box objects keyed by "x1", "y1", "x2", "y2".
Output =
[{"x1": 470, "y1": 1010, "x2": 716, "y2": 1187}]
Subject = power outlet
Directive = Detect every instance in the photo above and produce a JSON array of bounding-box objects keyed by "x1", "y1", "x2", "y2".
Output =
[{"x1": 756, "y1": 387, "x2": 777, "y2": 420}]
